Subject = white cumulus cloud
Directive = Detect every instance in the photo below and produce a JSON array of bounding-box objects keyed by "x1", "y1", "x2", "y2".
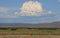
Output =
[
  {"x1": 19, "y1": 1, "x2": 52, "y2": 16},
  {"x1": 21, "y1": 1, "x2": 43, "y2": 12},
  {"x1": 20, "y1": 1, "x2": 44, "y2": 16}
]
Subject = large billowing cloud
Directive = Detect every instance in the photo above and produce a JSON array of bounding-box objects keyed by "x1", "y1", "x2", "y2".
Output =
[
  {"x1": 20, "y1": 1, "x2": 43, "y2": 16},
  {"x1": 21, "y1": 1, "x2": 43, "y2": 12},
  {"x1": 20, "y1": 1, "x2": 51, "y2": 16}
]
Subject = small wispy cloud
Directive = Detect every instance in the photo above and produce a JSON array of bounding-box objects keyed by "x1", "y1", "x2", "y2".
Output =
[
  {"x1": 0, "y1": 7, "x2": 10, "y2": 13},
  {"x1": 0, "y1": 7, "x2": 18, "y2": 18},
  {"x1": 58, "y1": 0, "x2": 60, "y2": 2}
]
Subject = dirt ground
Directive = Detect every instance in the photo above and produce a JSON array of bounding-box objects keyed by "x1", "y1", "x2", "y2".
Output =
[{"x1": 0, "y1": 35, "x2": 60, "y2": 38}]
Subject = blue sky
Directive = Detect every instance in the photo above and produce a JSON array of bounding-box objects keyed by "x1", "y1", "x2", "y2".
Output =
[{"x1": 0, "y1": 0, "x2": 60, "y2": 23}]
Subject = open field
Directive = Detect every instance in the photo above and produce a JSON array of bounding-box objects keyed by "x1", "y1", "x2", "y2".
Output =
[
  {"x1": 0, "y1": 35, "x2": 60, "y2": 38},
  {"x1": 0, "y1": 28, "x2": 60, "y2": 35},
  {"x1": 0, "y1": 28, "x2": 60, "y2": 38}
]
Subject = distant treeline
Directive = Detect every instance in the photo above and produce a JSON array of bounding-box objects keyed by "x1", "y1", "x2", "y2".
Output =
[{"x1": 0, "y1": 28, "x2": 60, "y2": 30}]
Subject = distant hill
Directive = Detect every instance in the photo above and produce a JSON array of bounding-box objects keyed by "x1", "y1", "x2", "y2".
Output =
[{"x1": 0, "y1": 21, "x2": 60, "y2": 28}]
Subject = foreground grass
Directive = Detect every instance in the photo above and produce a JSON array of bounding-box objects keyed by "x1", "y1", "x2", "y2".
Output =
[
  {"x1": 0, "y1": 35, "x2": 60, "y2": 38},
  {"x1": 0, "y1": 28, "x2": 60, "y2": 35}
]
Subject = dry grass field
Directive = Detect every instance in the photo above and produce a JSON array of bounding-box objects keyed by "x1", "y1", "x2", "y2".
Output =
[
  {"x1": 0, "y1": 28, "x2": 60, "y2": 38},
  {"x1": 0, "y1": 35, "x2": 60, "y2": 38},
  {"x1": 0, "y1": 28, "x2": 60, "y2": 35}
]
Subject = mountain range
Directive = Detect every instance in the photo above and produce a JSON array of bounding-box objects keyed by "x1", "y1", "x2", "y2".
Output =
[{"x1": 0, "y1": 21, "x2": 60, "y2": 28}]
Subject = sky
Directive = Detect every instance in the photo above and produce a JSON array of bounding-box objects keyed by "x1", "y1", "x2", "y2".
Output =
[{"x1": 0, "y1": 0, "x2": 60, "y2": 24}]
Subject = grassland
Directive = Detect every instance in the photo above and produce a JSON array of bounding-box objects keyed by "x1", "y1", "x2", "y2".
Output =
[
  {"x1": 0, "y1": 35, "x2": 60, "y2": 38},
  {"x1": 0, "y1": 28, "x2": 60, "y2": 38},
  {"x1": 0, "y1": 28, "x2": 60, "y2": 35}
]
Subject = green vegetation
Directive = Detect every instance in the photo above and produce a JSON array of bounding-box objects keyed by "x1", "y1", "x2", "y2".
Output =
[{"x1": 0, "y1": 28, "x2": 60, "y2": 35}]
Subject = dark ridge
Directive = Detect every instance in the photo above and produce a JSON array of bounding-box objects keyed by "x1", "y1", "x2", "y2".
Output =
[{"x1": 0, "y1": 21, "x2": 60, "y2": 28}]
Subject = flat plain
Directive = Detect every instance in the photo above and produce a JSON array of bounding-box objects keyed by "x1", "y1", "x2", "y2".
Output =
[
  {"x1": 0, "y1": 28, "x2": 60, "y2": 35},
  {"x1": 0, "y1": 28, "x2": 60, "y2": 38},
  {"x1": 0, "y1": 35, "x2": 60, "y2": 38}
]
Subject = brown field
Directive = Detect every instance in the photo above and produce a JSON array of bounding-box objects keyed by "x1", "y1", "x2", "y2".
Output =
[
  {"x1": 0, "y1": 28, "x2": 60, "y2": 35},
  {"x1": 0, "y1": 35, "x2": 60, "y2": 38},
  {"x1": 0, "y1": 28, "x2": 60, "y2": 38}
]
